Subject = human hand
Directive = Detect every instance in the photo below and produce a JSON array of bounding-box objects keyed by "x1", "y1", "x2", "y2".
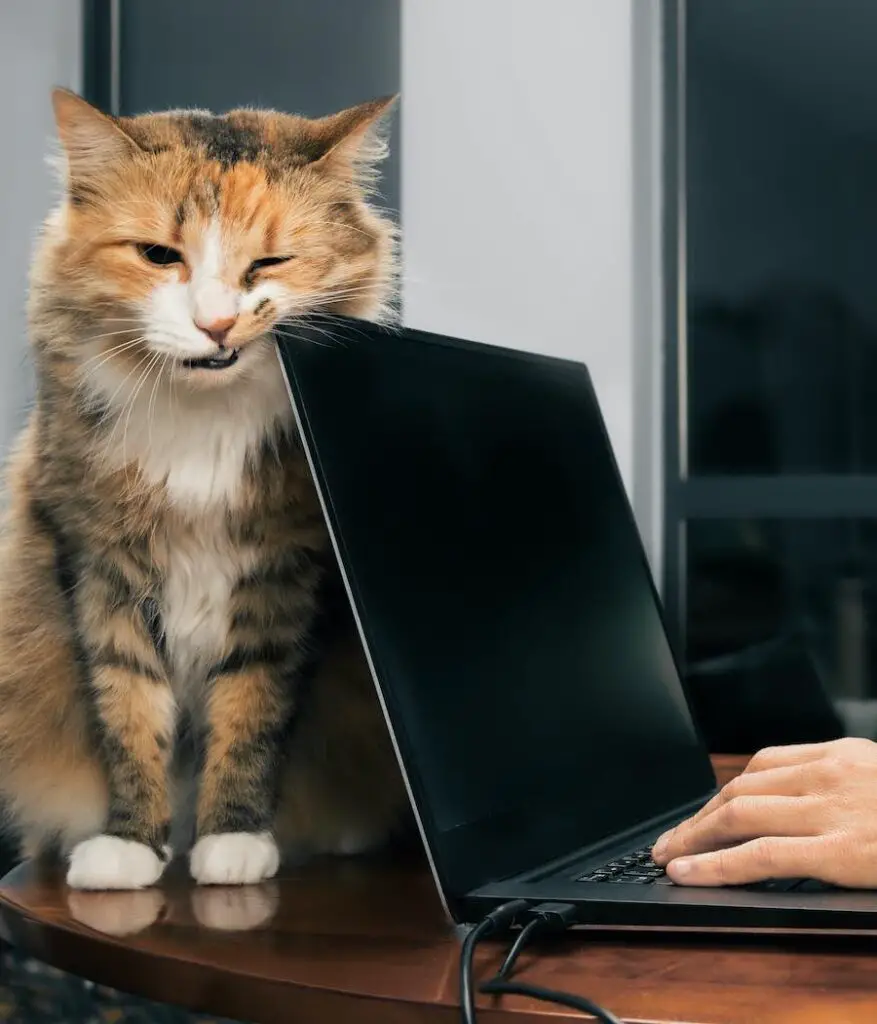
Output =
[{"x1": 651, "y1": 738, "x2": 877, "y2": 888}]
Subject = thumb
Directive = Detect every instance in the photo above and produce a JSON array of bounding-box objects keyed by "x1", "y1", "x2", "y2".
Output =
[{"x1": 667, "y1": 836, "x2": 823, "y2": 887}]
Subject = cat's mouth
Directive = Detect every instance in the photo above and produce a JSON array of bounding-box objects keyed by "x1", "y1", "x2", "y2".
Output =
[{"x1": 181, "y1": 349, "x2": 240, "y2": 371}]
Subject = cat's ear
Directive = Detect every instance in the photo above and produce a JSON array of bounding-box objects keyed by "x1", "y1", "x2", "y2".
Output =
[
  {"x1": 51, "y1": 88, "x2": 140, "y2": 182},
  {"x1": 309, "y1": 95, "x2": 397, "y2": 186}
]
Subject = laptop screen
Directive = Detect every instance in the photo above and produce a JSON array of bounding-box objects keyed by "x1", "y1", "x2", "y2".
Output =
[{"x1": 278, "y1": 320, "x2": 715, "y2": 904}]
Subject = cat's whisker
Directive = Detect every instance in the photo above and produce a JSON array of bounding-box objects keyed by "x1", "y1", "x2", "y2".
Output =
[
  {"x1": 146, "y1": 352, "x2": 171, "y2": 448},
  {"x1": 299, "y1": 285, "x2": 396, "y2": 309},
  {"x1": 80, "y1": 335, "x2": 147, "y2": 366},
  {"x1": 324, "y1": 197, "x2": 402, "y2": 218},
  {"x1": 273, "y1": 326, "x2": 336, "y2": 351},
  {"x1": 45, "y1": 312, "x2": 136, "y2": 324},
  {"x1": 120, "y1": 350, "x2": 163, "y2": 483},
  {"x1": 289, "y1": 320, "x2": 349, "y2": 347},
  {"x1": 300, "y1": 218, "x2": 388, "y2": 242},
  {"x1": 76, "y1": 338, "x2": 150, "y2": 392},
  {"x1": 97, "y1": 350, "x2": 155, "y2": 463},
  {"x1": 81, "y1": 333, "x2": 144, "y2": 354},
  {"x1": 96, "y1": 351, "x2": 152, "y2": 413},
  {"x1": 314, "y1": 277, "x2": 397, "y2": 295},
  {"x1": 43, "y1": 298, "x2": 125, "y2": 311}
]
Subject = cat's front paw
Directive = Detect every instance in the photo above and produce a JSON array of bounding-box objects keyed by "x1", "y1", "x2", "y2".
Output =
[
  {"x1": 67, "y1": 835, "x2": 170, "y2": 890},
  {"x1": 189, "y1": 832, "x2": 279, "y2": 886}
]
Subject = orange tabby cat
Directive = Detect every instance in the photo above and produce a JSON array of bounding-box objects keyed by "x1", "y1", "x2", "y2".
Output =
[{"x1": 0, "y1": 89, "x2": 406, "y2": 889}]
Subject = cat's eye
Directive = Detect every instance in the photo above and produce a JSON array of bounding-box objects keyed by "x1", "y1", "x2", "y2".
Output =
[
  {"x1": 136, "y1": 243, "x2": 184, "y2": 267},
  {"x1": 248, "y1": 255, "x2": 294, "y2": 274}
]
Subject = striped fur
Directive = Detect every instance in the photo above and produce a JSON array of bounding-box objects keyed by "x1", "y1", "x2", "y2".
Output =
[{"x1": 0, "y1": 91, "x2": 406, "y2": 888}]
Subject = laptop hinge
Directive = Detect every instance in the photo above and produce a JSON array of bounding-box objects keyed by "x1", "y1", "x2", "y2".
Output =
[{"x1": 511, "y1": 790, "x2": 716, "y2": 886}]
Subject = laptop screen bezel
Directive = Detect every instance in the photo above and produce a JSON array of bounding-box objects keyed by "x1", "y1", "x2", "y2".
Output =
[{"x1": 276, "y1": 318, "x2": 716, "y2": 919}]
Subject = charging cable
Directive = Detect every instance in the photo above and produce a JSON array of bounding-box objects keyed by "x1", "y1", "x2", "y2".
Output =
[
  {"x1": 494, "y1": 917, "x2": 543, "y2": 979},
  {"x1": 460, "y1": 901, "x2": 624, "y2": 1024},
  {"x1": 459, "y1": 900, "x2": 530, "y2": 1024}
]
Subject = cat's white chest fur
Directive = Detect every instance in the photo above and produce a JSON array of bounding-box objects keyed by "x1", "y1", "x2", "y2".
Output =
[
  {"x1": 149, "y1": 415, "x2": 263, "y2": 510},
  {"x1": 87, "y1": 343, "x2": 292, "y2": 511},
  {"x1": 162, "y1": 526, "x2": 255, "y2": 687},
  {"x1": 86, "y1": 348, "x2": 292, "y2": 683}
]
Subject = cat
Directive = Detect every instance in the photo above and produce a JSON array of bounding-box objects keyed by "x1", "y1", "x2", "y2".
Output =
[{"x1": 0, "y1": 89, "x2": 408, "y2": 890}]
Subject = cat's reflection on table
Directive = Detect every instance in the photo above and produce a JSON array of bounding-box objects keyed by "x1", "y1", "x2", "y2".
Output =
[
  {"x1": 66, "y1": 881, "x2": 280, "y2": 936},
  {"x1": 190, "y1": 881, "x2": 279, "y2": 932}
]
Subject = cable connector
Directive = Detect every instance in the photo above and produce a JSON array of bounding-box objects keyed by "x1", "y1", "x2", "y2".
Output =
[
  {"x1": 492, "y1": 902, "x2": 576, "y2": 983},
  {"x1": 525, "y1": 901, "x2": 578, "y2": 927},
  {"x1": 478, "y1": 899, "x2": 624, "y2": 1022},
  {"x1": 483, "y1": 899, "x2": 531, "y2": 931}
]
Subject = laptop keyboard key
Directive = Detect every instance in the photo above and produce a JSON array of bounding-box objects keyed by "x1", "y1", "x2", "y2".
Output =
[{"x1": 576, "y1": 844, "x2": 668, "y2": 885}]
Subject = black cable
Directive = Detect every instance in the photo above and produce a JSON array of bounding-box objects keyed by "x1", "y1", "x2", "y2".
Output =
[
  {"x1": 459, "y1": 900, "x2": 530, "y2": 1024},
  {"x1": 460, "y1": 917, "x2": 495, "y2": 1024},
  {"x1": 480, "y1": 979, "x2": 625, "y2": 1023},
  {"x1": 477, "y1": 902, "x2": 624, "y2": 1023},
  {"x1": 496, "y1": 918, "x2": 544, "y2": 979}
]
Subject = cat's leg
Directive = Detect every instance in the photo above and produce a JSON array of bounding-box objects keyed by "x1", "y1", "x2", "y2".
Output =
[
  {"x1": 189, "y1": 546, "x2": 329, "y2": 885},
  {"x1": 66, "y1": 558, "x2": 175, "y2": 890},
  {"x1": 189, "y1": 550, "x2": 331, "y2": 885},
  {"x1": 189, "y1": 660, "x2": 291, "y2": 885}
]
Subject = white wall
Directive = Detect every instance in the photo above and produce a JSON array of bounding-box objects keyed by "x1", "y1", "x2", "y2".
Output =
[
  {"x1": 401, "y1": 0, "x2": 664, "y2": 574},
  {"x1": 0, "y1": 2, "x2": 82, "y2": 457}
]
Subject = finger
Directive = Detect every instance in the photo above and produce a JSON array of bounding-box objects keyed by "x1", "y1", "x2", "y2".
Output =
[
  {"x1": 665, "y1": 836, "x2": 830, "y2": 887},
  {"x1": 655, "y1": 795, "x2": 820, "y2": 862},
  {"x1": 743, "y1": 742, "x2": 839, "y2": 775},
  {"x1": 653, "y1": 765, "x2": 816, "y2": 863}
]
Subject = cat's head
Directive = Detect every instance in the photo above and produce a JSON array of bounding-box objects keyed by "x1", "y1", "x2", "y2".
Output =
[{"x1": 34, "y1": 89, "x2": 397, "y2": 396}]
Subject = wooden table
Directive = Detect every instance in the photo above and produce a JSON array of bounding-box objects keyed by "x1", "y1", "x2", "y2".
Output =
[{"x1": 3, "y1": 756, "x2": 877, "y2": 1023}]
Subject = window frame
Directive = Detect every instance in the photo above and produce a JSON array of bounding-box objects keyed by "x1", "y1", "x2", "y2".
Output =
[
  {"x1": 82, "y1": 0, "x2": 119, "y2": 113},
  {"x1": 661, "y1": 0, "x2": 877, "y2": 659}
]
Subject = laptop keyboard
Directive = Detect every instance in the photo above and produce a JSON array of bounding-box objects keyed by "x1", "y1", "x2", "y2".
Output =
[
  {"x1": 575, "y1": 845, "x2": 837, "y2": 892},
  {"x1": 577, "y1": 845, "x2": 668, "y2": 885}
]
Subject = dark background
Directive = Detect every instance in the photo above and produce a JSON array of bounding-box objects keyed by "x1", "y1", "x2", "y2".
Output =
[{"x1": 667, "y1": 0, "x2": 877, "y2": 751}]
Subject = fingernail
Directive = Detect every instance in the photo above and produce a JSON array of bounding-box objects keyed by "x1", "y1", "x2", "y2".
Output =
[
  {"x1": 670, "y1": 858, "x2": 692, "y2": 879},
  {"x1": 652, "y1": 834, "x2": 669, "y2": 859}
]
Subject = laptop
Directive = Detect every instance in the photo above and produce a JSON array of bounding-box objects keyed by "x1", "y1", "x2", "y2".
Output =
[{"x1": 276, "y1": 317, "x2": 877, "y2": 934}]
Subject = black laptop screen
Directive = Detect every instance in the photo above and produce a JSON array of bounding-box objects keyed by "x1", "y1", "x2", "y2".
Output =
[{"x1": 278, "y1": 321, "x2": 716, "y2": 902}]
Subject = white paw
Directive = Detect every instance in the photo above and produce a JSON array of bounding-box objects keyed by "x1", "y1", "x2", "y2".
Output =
[
  {"x1": 189, "y1": 832, "x2": 279, "y2": 886},
  {"x1": 67, "y1": 835, "x2": 168, "y2": 891}
]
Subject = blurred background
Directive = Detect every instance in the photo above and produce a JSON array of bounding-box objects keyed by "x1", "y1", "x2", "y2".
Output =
[
  {"x1": 2, "y1": 0, "x2": 877, "y2": 757},
  {"x1": 674, "y1": 0, "x2": 877, "y2": 750}
]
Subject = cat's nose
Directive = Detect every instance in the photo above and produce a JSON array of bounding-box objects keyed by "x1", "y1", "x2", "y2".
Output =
[{"x1": 194, "y1": 314, "x2": 238, "y2": 347}]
